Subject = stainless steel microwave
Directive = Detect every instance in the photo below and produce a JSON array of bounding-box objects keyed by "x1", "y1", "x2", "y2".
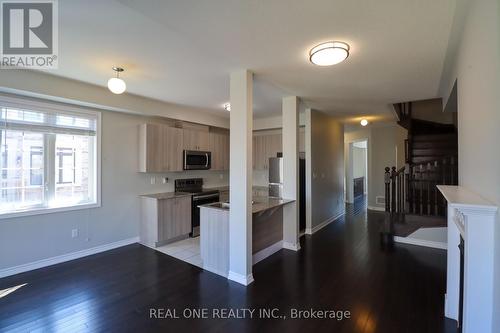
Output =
[{"x1": 183, "y1": 150, "x2": 211, "y2": 170}]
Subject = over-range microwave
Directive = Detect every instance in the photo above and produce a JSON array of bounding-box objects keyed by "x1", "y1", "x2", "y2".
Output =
[{"x1": 183, "y1": 150, "x2": 211, "y2": 170}]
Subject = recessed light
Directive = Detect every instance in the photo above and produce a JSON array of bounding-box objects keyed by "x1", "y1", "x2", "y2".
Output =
[
  {"x1": 224, "y1": 103, "x2": 231, "y2": 112},
  {"x1": 309, "y1": 41, "x2": 350, "y2": 66},
  {"x1": 360, "y1": 119, "x2": 368, "y2": 126},
  {"x1": 108, "y1": 67, "x2": 126, "y2": 94}
]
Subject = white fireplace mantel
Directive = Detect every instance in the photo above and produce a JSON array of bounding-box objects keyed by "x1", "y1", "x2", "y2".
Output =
[{"x1": 437, "y1": 185, "x2": 498, "y2": 333}]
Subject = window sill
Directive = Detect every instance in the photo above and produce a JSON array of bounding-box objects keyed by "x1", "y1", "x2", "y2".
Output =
[{"x1": 0, "y1": 202, "x2": 101, "y2": 220}]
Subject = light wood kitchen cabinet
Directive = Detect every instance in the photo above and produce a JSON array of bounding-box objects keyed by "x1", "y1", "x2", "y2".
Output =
[
  {"x1": 183, "y1": 129, "x2": 210, "y2": 151},
  {"x1": 140, "y1": 195, "x2": 192, "y2": 247},
  {"x1": 209, "y1": 131, "x2": 229, "y2": 170},
  {"x1": 253, "y1": 134, "x2": 282, "y2": 170},
  {"x1": 219, "y1": 190, "x2": 229, "y2": 202},
  {"x1": 299, "y1": 127, "x2": 305, "y2": 153},
  {"x1": 139, "y1": 124, "x2": 183, "y2": 172}
]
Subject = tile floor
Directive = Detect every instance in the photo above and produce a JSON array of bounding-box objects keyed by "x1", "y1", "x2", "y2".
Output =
[{"x1": 156, "y1": 237, "x2": 202, "y2": 268}]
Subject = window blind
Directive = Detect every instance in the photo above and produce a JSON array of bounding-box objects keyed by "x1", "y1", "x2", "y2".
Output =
[{"x1": 0, "y1": 106, "x2": 97, "y2": 136}]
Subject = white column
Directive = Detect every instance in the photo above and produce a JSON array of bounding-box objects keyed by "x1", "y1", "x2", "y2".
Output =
[
  {"x1": 228, "y1": 70, "x2": 254, "y2": 285},
  {"x1": 282, "y1": 96, "x2": 300, "y2": 251}
]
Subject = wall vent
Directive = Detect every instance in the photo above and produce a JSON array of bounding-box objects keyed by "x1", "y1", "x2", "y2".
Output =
[{"x1": 376, "y1": 196, "x2": 386, "y2": 205}]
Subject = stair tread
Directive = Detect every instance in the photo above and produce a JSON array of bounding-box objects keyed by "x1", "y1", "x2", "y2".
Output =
[
  {"x1": 412, "y1": 149, "x2": 458, "y2": 156},
  {"x1": 413, "y1": 134, "x2": 457, "y2": 141}
]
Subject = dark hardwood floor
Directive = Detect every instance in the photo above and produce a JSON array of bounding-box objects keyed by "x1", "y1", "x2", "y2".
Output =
[{"x1": 0, "y1": 197, "x2": 457, "y2": 333}]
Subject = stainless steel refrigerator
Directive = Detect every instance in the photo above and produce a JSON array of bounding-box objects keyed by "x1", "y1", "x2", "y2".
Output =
[{"x1": 268, "y1": 154, "x2": 306, "y2": 231}]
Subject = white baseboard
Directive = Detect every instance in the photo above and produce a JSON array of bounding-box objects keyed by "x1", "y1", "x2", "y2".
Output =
[
  {"x1": 394, "y1": 236, "x2": 447, "y2": 250},
  {"x1": 367, "y1": 205, "x2": 385, "y2": 212},
  {"x1": 227, "y1": 271, "x2": 254, "y2": 286},
  {"x1": 305, "y1": 210, "x2": 345, "y2": 235},
  {"x1": 253, "y1": 241, "x2": 283, "y2": 264},
  {"x1": 0, "y1": 237, "x2": 140, "y2": 278},
  {"x1": 282, "y1": 241, "x2": 301, "y2": 251}
]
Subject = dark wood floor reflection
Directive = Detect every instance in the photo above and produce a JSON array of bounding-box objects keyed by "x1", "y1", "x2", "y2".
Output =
[{"x1": 0, "y1": 197, "x2": 457, "y2": 333}]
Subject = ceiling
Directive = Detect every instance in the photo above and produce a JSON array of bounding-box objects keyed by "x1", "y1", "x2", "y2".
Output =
[{"x1": 46, "y1": 0, "x2": 456, "y2": 122}]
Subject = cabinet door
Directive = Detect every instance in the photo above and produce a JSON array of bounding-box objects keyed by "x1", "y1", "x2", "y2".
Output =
[
  {"x1": 209, "y1": 132, "x2": 222, "y2": 170},
  {"x1": 266, "y1": 134, "x2": 282, "y2": 163},
  {"x1": 210, "y1": 132, "x2": 230, "y2": 171},
  {"x1": 163, "y1": 126, "x2": 183, "y2": 171},
  {"x1": 184, "y1": 129, "x2": 210, "y2": 151},
  {"x1": 223, "y1": 133, "x2": 230, "y2": 170},
  {"x1": 175, "y1": 196, "x2": 192, "y2": 236},
  {"x1": 299, "y1": 127, "x2": 305, "y2": 153},
  {"x1": 158, "y1": 198, "x2": 175, "y2": 243},
  {"x1": 253, "y1": 135, "x2": 267, "y2": 170},
  {"x1": 141, "y1": 124, "x2": 163, "y2": 172}
]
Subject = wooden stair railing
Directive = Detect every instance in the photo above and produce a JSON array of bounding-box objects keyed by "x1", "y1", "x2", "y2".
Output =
[{"x1": 384, "y1": 155, "x2": 458, "y2": 216}]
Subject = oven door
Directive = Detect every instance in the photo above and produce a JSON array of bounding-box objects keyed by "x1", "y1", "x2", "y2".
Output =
[
  {"x1": 184, "y1": 150, "x2": 211, "y2": 170},
  {"x1": 191, "y1": 192, "x2": 220, "y2": 237}
]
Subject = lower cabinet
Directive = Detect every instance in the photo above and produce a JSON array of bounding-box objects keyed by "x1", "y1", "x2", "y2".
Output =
[
  {"x1": 219, "y1": 190, "x2": 229, "y2": 202},
  {"x1": 140, "y1": 195, "x2": 192, "y2": 247}
]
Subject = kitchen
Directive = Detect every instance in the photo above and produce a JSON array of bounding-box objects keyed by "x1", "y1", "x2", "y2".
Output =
[{"x1": 138, "y1": 119, "x2": 305, "y2": 271}]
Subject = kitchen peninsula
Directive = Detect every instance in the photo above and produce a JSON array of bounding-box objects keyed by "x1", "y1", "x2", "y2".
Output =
[{"x1": 199, "y1": 197, "x2": 294, "y2": 278}]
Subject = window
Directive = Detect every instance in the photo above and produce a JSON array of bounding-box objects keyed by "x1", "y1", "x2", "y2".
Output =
[{"x1": 0, "y1": 99, "x2": 100, "y2": 217}]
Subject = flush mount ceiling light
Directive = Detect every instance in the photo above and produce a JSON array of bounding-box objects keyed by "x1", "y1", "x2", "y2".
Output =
[
  {"x1": 360, "y1": 119, "x2": 368, "y2": 126},
  {"x1": 224, "y1": 103, "x2": 231, "y2": 112},
  {"x1": 107, "y1": 67, "x2": 126, "y2": 94},
  {"x1": 309, "y1": 41, "x2": 350, "y2": 66}
]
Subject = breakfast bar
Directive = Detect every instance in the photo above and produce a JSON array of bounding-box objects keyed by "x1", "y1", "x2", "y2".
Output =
[{"x1": 198, "y1": 197, "x2": 294, "y2": 278}]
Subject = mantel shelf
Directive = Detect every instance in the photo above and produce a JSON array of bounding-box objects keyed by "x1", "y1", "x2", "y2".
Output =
[{"x1": 437, "y1": 185, "x2": 498, "y2": 213}]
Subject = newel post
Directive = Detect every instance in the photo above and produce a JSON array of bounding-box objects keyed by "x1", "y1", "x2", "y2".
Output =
[
  {"x1": 391, "y1": 166, "x2": 397, "y2": 212},
  {"x1": 384, "y1": 167, "x2": 391, "y2": 212}
]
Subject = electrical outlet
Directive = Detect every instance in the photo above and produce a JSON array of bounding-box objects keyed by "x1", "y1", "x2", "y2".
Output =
[
  {"x1": 150, "y1": 177, "x2": 155, "y2": 185},
  {"x1": 71, "y1": 229, "x2": 79, "y2": 238}
]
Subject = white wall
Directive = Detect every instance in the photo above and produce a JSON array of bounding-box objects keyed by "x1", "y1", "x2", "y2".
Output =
[
  {"x1": 352, "y1": 146, "x2": 367, "y2": 195},
  {"x1": 439, "y1": 0, "x2": 500, "y2": 330},
  {"x1": 344, "y1": 124, "x2": 406, "y2": 208},
  {"x1": 308, "y1": 110, "x2": 344, "y2": 228},
  {"x1": 0, "y1": 70, "x2": 229, "y2": 128},
  {"x1": 0, "y1": 97, "x2": 228, "y2": 272}
]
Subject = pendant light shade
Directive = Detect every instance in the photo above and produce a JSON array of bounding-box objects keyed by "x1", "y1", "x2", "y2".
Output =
[{"x1": 108, "y1": 67, "x2": 126, "y2": 94}]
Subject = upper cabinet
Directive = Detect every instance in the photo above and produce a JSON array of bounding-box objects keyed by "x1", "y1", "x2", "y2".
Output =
[
  {"x1": 253, "y1": 128, "x2": 305, "y2": 170},
  {"x1": 183, "y1": 129, "x2": 209, "y2": 151},
  {"x1": 209, "y1": 131, "x2": 230, "y2": 171},
  {"x1": 253, "y1": 134, "x2": 282, "y2": 170},
  {"x1": 139, "y1": 124, "x2": 183, "y2": 172}
]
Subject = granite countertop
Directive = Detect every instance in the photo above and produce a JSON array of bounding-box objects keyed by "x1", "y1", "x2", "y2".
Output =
[
  {"x1": 199, "y1": 196, "x2": 294, "y2": 214},
  {"x1": 139, "y1": 191, "x2": 193, "y2": 199},
  {"x1": 204, "y1": 185, "x2": 229, "y2": 192},
  {"x1": 141, "y1": 185, "x2": 268, "y2": 200}
]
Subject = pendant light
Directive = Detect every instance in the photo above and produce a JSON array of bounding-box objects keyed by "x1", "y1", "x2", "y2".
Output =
[{"x1": 108, "y1": 67, "x2": 126, "y2": 94}]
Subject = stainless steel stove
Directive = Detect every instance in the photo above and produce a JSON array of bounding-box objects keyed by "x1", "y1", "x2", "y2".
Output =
[{"x1": 175, "y1": 178, "x2": 219, "y2": 237}]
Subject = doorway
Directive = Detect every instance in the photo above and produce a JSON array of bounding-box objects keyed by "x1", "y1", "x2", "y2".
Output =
[{"x1": 345, "y1": 139, "x2": 368, "y2": 204}]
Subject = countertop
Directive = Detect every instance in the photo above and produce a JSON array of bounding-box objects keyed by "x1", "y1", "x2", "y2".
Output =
[
  {"x1": 140, "y1": 185, "x2": 269, "y2": 200},
  {"x1": 139, "y1": 191, "x2": 193, "y2": 199},
  {"x1": 199, "y1": 196, "x2": 294, "y2": 214}
]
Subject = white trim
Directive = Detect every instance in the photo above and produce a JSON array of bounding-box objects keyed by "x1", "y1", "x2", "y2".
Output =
[
  {"x1": 0, "y1": 237, "x2": 139, "y2": 278},
  {"x1": 253, "y1": 241, "x2": 283, "y2": 264},
  {"x1": 227, "y1": 271, "x2": 254, "y2": 286},
  {"x1": 0, "y1": 202, "x2": 101, "y2": 220},
  {"x1": 282, "y1": 241, "x2": 301, "y2": 251},
  {"x1": 393, "y1": 236, "x2": 447, "y2": 250},
  {"x1": 367, "y1": 205, "x2": 385, "y2": 212},
  {"x1": 0, "y1": 95, "x2": 102, "y2": 220},
  {"x1": 305, "y1": 210, "x2": 345, "y2": 235}
]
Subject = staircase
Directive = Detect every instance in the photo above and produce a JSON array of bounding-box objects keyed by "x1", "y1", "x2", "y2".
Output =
[{"x1": 382, "y1": 101, "x2": 458, "y2": 238}]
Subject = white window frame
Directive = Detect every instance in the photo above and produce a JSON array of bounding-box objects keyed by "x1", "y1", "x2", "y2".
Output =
[{"x1": 0, "y1": 95, "x2": 101, "y2": 220}]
